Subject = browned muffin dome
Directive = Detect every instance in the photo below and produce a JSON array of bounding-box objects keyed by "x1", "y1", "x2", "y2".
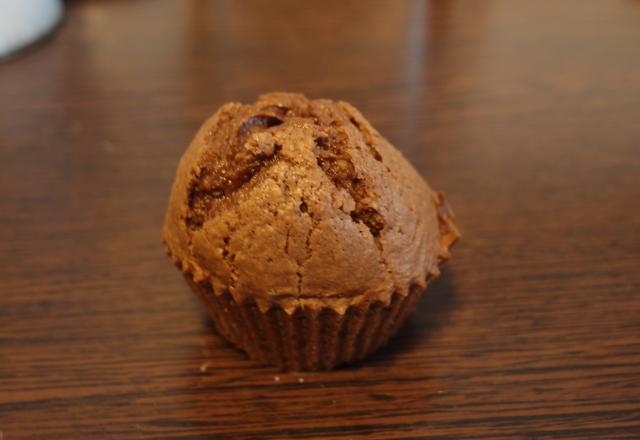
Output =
[{"x1": 163, "y1": 92, "x2": 458, "y2": 369}]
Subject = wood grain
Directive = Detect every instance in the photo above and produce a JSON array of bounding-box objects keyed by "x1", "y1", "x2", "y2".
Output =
[{"x1": 1, "y1": 1, "x2": 639, "y2": 438}]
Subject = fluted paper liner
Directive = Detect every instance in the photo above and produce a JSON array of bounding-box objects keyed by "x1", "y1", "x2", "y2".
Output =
[{"x1": 185, "y1": 273, "x2": 426, "y2": 370}]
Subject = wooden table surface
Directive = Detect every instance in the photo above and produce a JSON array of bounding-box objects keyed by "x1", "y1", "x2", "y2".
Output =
[{"x1": 1, "y1": 1, "x2": 640, "y2": 438}]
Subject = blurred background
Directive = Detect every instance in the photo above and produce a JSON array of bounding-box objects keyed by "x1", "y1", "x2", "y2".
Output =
[{"x1": 2, "y1": 0, "x2": 639, "y2": 264}]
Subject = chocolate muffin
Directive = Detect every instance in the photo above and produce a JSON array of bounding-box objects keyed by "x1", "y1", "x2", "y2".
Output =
[{"x1": 162, "y1": 92, "x2": 459, "y2": 370}]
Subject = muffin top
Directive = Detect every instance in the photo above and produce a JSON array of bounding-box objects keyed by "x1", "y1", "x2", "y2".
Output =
[{"x1": 163, "y1": 92, "x2": 458, "y2": 312}]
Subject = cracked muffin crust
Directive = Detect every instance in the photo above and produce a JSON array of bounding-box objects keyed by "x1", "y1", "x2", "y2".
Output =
[{"x1": 163, "y1": 92, "x2": 459, "y2": 370}]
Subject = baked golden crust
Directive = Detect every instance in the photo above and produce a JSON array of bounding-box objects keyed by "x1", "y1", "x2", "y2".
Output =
[{"x1": 163, "y1": 92, "x2": 459, "y2": 313}]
